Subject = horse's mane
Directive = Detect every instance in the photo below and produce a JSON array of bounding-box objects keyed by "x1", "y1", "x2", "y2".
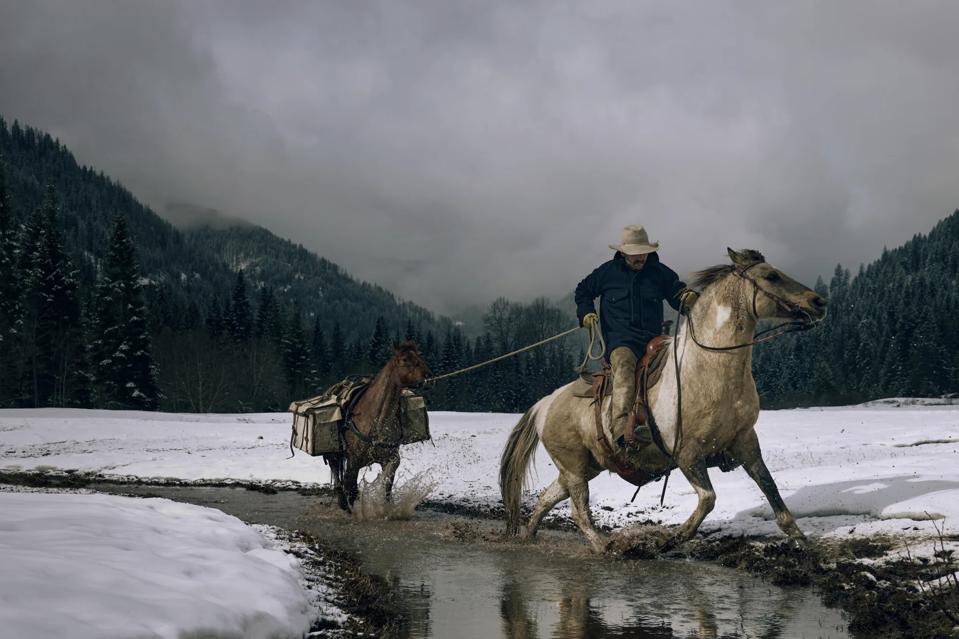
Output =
[{"x1": 691, "y1": 249, "x2": 765, "y2": 291}]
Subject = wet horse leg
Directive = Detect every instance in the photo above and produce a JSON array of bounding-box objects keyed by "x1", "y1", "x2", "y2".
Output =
[
  {"x1": 327, "y1": 454, "x2": 349, "y2": 512},
  {"x1": 380, "y1": 450, "x2": 401, "y2": 502},
  {"x1": 672, "y1": 459, "x2": 715, "y2": 544},
  {"x1": 730, "y1": 429, "x2": 805, "y2": 540},
  {"x1": 522, "y1": 477, "x2": 569, "y2": 542},
  {"x1": 343, "y1": 463, "x2": 360, "y2": 510},
  {"x1": 564, "y1": 470, "x2": 606, "y2": 553}
]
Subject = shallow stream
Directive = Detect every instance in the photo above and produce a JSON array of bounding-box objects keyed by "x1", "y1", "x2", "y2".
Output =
[{"x1": 98, "y1": 485, "x2": 853, "y2": 639}]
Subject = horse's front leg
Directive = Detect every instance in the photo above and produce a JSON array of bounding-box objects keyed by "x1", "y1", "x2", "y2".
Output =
[
  {"x1": 343, "y1": 464, "x2": 360, "y2": 510},
  {"x1": 671, "y1": 459, "x2": 715, "y2": 545},
  {"x1": 730, "y1": 429, "x2": 805, "y2": 540},
  {"x1": 326, "y1": 454, "x2": 349, "y2": 512},
  {"x1": 380, "y1": 449, "x2": 401, "y2": 502}
]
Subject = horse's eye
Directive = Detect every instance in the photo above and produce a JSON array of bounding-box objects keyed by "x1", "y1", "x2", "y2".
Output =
[{"x1": 765, "y1": 272, "x2": 781, "y2": 283}]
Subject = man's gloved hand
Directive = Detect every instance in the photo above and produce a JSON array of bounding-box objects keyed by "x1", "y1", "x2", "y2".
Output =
[
  {"x1": 679, "y1": 289, "x2": 700, "y2": 311},
  {"x1": 582, "y1": 312, "x2": 599, "y2": 329}
]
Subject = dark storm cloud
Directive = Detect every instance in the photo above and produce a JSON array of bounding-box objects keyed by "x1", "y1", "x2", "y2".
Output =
[{"x1": 2, "y1": 1, "x2": 957, "y2": 314}]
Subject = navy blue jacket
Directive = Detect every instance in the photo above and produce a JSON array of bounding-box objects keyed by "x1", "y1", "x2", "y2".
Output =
[{"x1": 574, "y1": 252, "x2": 686, "y2": 360}]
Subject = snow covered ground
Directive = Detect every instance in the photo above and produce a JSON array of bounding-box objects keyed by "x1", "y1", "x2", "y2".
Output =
[
  {"x1": 0, "y1": 488, "x2": 314, "y2": 639},
  {"x1": 1, "y1": 402, "x2": 957, "y2": 638},
  {"x1": 1, "y1": 402, "x2": 956, "y2": 540}
]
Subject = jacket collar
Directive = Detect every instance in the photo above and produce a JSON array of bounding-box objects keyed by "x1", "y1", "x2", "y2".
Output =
[{"x1": 613, "y1": 251, "x2": 661, "y2": 269}]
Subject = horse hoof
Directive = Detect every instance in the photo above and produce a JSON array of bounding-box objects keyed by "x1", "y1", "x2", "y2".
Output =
[{"x1": 787, "y1": 533, "x2": 809, "y2": 548}]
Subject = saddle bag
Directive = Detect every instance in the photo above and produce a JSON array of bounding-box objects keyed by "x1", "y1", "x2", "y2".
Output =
[
  {"x1": 288, "y1": 395, "x2": 343, "y2": 456},
  {"x1": 400, "y1": 390, "x2": 431, "y2": 444}
]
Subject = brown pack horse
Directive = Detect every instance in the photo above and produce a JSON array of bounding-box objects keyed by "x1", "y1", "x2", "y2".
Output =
[
  {"x1": 328, "y1": 340, "x2": 431, "y2": 511},
  {"x1": 500, "y1": 249, "x2": 827, "y2": 552}
]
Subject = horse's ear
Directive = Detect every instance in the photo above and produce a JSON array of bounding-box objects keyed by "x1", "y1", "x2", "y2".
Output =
[{"x1": 728, "y1": 248, "x2": 764, "y2": 269}]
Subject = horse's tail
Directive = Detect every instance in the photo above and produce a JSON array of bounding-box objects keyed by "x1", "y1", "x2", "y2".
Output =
[{"x1": 499, "y1": 405, "x2": 541, "y2": 537}]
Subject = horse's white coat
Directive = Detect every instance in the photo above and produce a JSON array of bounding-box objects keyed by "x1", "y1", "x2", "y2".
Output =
[{"x1": 533, "y1": 383, "x2": 572, "y2": 437}]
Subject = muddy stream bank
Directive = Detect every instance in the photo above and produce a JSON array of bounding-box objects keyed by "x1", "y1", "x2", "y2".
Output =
[{"x1": 93, "y1": 483, "x2": 856, "y2": 639}]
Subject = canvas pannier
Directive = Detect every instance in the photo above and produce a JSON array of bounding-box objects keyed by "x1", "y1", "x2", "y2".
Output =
[
  {"x1": 288, "y1": 395, "x2": 343, "y2": 456},
  {"x1": 400, "y1": 390, "x2": 430, "y2": 444},
  {"x1": 289, "y1": 383, "x2": 431, "y2": 456}
]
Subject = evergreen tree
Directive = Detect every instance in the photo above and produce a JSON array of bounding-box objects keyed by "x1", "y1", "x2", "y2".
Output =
[
  {"x1": 91, "y1": 214, "x2": 160, "y2": 409},
  {"x1": 226, "y1": 270, "x2": 252, "y2": 342},
  {"x1": 281, "y1": 304, "x2": 311, "y2": 398},
  {"x1": 20, "y1": 187, "x2": 89, "y2": 406},
  {"x1": 368, "y1": 316, "x2": 389, "y2": 367},
  {"x1": 310, "y1": 316, "x2": 330, "y2": 385},
  {"x1": 329, "y1": 321, "x2": 345, "y2": 379},
  {"x1": 254, "y1": 287, "x2": 276, "y2": 339},
  {"x1": 0, "y1": 158, "x2": 23, "y2": 405}
]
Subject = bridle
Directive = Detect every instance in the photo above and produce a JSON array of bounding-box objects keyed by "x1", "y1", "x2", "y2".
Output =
[
  {"x1": 684, "y1": 262, "x2": 821, "y2": 352},
  {"x1": 657, "y1": 262, "x2": 823, "y2": 494}
]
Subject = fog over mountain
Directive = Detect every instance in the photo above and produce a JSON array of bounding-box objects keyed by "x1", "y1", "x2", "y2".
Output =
[{"x1": 2, "y1": 1, "x2": 957, "y2": 313}]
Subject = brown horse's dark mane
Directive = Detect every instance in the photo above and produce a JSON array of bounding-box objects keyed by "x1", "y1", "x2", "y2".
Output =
[{"x1": 691, "y1": 249, "x2": 766, "y2": 291}]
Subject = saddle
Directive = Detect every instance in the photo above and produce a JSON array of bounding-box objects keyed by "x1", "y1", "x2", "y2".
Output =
[
  {"x1": 589, "y1": 336, "x2": 673, "y2": 487},
  {"x1": 586, "y1": 336, "x2": 744, "y2": 488}
]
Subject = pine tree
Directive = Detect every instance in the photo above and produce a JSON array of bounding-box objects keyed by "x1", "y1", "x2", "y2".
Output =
[
  {"x1": 281, "y1": 304, "x2": 311, "y2": 398},
  {"x1": 20, "y1": 187, "x2": 88, "y2": 406},
  {"x1": 368, "y1": 316, "x2": 389, "y2": 367},
  {"x1": 329, "y1": 321, "x2": 345, "y2": 379},
  {"x1": 254, "y1": 287, "x2": 276, "y2": 339},
  {"x1": 91, "y1": 214, "x2": 160, "y2": 409},
  {"x1": 0, "y1": 158, "x2": 23, "y2": 405},
  {"x1": 226, "y1": 270, "x2": 252, "y2": 342},
  {"x1": 310, "y1": 316, "x2": 330, "y2": 386}
]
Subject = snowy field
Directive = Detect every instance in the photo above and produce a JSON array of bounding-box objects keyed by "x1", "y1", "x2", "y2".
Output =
[
  {"x1": 1, "y1": 401, "x2": 957, "y2": 540},
  {"x1": 1, "y1": 401, "x2": 957, "y2": 638}
]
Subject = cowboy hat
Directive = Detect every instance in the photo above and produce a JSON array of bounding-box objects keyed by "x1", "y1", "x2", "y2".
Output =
[{"x1": 609, "y1": 224, "x2": 659, "y2": 255}]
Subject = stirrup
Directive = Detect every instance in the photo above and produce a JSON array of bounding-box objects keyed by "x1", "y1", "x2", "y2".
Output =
[{"x1": 623, "y1": 424, "x2": 653, "y2": 450}]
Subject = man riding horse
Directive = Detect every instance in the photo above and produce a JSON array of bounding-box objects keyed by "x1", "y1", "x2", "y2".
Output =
[{"x1": 575, "y1": 225, "x2": 698, "y2": 448}]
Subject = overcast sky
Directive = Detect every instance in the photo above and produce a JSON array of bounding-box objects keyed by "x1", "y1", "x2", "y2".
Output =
[{"x1": 1, "y1": 1, "x2": 957, "y2": 314}]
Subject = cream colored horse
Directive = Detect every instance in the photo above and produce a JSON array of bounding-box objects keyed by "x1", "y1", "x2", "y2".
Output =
[{"x1": 500, "y1": 249, "x2": 827, "y2": 552}]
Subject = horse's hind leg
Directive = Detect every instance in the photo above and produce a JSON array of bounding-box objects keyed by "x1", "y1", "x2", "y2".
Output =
[
  {"x1": 522, "y1": 477, "x2": 569, "y2": 542},
  {"x1": 380, "y1": 451, "x2": 401, "y2": 502},
  {"x1": 672, "y1": 459, "x2": 716, "y2": 544},
  {"x1": 730, "y1": 429, "x2": 805, "y2": 540}
]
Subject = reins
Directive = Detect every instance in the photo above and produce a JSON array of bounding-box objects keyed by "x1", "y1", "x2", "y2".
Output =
[{"x1": 660, "y1": 263, "x2": 821, "y2": 503}]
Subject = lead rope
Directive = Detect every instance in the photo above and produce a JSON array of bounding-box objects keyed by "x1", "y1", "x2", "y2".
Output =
[{"x1": 424, "y1": 323, "x2": 604, "y2": 385}]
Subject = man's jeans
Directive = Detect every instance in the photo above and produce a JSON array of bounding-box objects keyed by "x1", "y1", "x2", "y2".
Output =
[{"x1": 609, "y1": 346, "x2": 637, "y2": 441}]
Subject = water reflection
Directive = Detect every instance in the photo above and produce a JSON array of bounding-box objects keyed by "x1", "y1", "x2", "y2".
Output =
[{"x1": 95, "y1": 486, "x2": 850, "y2": 639}]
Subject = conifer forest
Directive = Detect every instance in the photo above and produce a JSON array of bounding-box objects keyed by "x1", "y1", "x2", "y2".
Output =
[{"x1": 1, "y1": 117, "x2": 957, "y2": 413}]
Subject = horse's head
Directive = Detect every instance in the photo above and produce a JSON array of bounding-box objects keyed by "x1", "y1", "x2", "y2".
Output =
[
  {"x1": 722, "y1": 248, "x2": 827, "y2": 325},
  {"x1": 391, "y1": 340, "x2": 431, "y2": 388}
]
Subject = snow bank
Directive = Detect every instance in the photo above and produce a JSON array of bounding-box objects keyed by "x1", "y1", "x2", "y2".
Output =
[{"x1": 0, "y1": 491, "x2": 312, "y2": 639}]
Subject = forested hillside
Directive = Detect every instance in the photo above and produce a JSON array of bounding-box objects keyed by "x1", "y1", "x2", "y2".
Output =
[
  {"x1": 2, "y1": 116, "x2": 955, "y2": 414},
  {"x1": 754, "y1": 210, "x2": 959, "y2": 407},
  {"x1": 0, "y1": 117, "x2": 580, "y2": 412}
]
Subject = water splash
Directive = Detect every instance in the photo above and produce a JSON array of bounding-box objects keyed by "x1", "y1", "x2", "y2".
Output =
[{"x1": 352, "y1": 470, "x2": 437, "y2": 521}]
